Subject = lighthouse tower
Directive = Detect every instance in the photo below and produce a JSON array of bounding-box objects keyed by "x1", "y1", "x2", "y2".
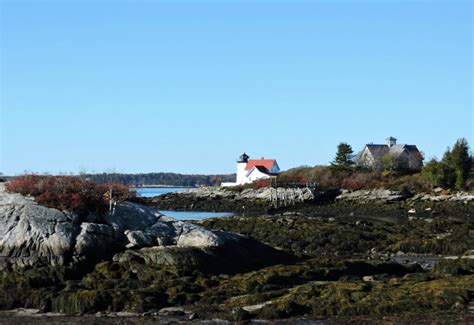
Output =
[{"x1": 236, "y1": 153, "x2": 249, "y2": 184}]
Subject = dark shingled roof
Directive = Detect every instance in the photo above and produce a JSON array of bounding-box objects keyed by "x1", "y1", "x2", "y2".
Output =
[
  {"x1": 366, "y1": 145, "x2": 390, "y2": 160},
  {"x1": 388, "y1": 144, "x2": 406, "y2": 156},
  {"x1": 365, "y1": 144, "x2": 422, "y2": 160},
  {"x1": 253, "y1": 165, "x2": 280, "y2": 176}
]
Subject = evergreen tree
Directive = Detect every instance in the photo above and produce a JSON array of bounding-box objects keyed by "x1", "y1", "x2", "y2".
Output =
[
  {"x1": 440, "y1": 148, "x2": 457, "y2": 188},
  {"x1": 422, "y1": 138, "x2": 471, "y2": 190},
  {"x1": 330, "y1": 143, "x2": 354, "y2": 175},
  {"x1": 447, "y1": 138, "x2": 471, "y2": 190},
  {"x1": 422, "y1": 159, "x2": 443, "y2": 186}
]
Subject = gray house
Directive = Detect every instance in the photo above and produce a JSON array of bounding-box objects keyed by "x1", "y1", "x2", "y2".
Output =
[{"x1": 356, "y1": 137, "x2": 423, "y2": 171}]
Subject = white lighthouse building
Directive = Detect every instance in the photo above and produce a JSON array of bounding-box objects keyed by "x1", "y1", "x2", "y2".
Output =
[{"x1": 222, "y1": 153, "x2": 281, "y2": 187}]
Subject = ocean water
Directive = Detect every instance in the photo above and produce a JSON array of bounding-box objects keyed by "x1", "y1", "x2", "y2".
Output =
[
  {"x1": 135, "y1": 187, "x2": 233, "y2": 221},
  {"x1": 158, "y1": 210, "x2": 234, "y2": 221},
  {"x1": 134, "y1": 187, "x2": 189, "y2": 198}
]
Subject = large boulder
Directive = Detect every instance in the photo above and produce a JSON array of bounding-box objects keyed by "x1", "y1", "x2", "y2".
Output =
[
  {"x1": 114, "y1": 231, "x2": 294, "y2": 274},
  {"x1": 0, "y1": 185, "x2": 80, "y2": 268}
]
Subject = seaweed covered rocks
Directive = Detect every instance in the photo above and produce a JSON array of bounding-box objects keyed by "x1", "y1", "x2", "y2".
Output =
[
  {"x1": 199, "y1": 213, "x2": 474, "y2": 258},
  {"x1": 1, "y1": 183, "x2": 473, "y2": 322}
]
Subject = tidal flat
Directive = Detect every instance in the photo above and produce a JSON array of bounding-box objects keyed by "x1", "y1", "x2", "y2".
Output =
[{"x1": 0, "y1": 197, "x2": 472, "y2": 324}]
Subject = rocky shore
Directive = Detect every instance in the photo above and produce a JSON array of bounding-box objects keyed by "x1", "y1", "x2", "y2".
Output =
[
  {"x1": 142, "y1": 186, "x2": 474, "y2": 220},
  {"x1": 141, "y1": 186, "x2": 316, "y2": 214},
  {"x1": 0, "y1": 183, "x2": 289, "y2": 272},
  {"x1": 0, "y1": 184, "x2": 292, "y2": 315},
  {"x1": 336, "y1": 188, "x2": 474, "y2": 203},
  {"x1": 0, "y1": 183, "x2": 473, "y2": 323}
]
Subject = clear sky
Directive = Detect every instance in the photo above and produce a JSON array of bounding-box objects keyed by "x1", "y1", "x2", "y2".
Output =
[{"x1": 1, "y1": 0, "x2": 472, "y2": 175}]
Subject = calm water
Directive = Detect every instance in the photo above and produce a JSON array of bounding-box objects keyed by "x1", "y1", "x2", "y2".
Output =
[
  {"x1": 134, "y1": 187, "x2": 190, "y2": 198},
  {"x1": 159, "y1": 210, "x2": 233, "y2": 221},
  {"x1": 134, "y1": 187, "x2": 233, "y2": 221}
]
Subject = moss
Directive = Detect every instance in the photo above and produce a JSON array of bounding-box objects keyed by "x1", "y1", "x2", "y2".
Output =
[
  {"x1": 124, "y1": 288, "x2": 168, "y2": 313},
  {"x1": 251, "y1": 276, "x2": 474, "y2": 319},
  {"x1": 0, "y1": 256, "x2": 472, "y2": 320},
  {"x1": 434, "y1": 258, "x2": 474, "y2": 275},
  {"x1": 52, "y1": 290, "x2": 113, "y2": 314},
  {"x1": 200, "y1": 212, "x2": 473, "y2": 257},
  {"x1": 0, "y1": 206, "x2": 472, "y2": 321}
]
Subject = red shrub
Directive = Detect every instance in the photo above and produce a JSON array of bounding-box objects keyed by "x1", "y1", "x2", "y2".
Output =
[
  {"x1": 340, "y1": 178, "x2": 364, "y2": 191},
  {"x1": 318, "y1": 178, "x2": 341, "y2": 190},
  {"x1": 338, "y1": 172, "x2": 382, "y2": 190},
  {"x1": 6, "y1": 175, "x2": 135, "y2": 214},
  {"x1": 256, "y1": 179, "x2": 272, "y2": 189}
]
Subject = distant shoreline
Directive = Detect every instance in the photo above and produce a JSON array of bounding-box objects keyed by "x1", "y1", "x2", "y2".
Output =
[{"x1": 131, "y1": 185, "x2": 197, "y2": 189}]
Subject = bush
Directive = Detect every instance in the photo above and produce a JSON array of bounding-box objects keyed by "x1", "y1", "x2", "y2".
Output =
[
  {"x1": 223, "y1": 182, "x2": 258, "y2": 192},
  {"x1": 422, "y1": 159, "x2": 455, "y2": 189},
  {"x1": 340, "y1": 172, "x2": 381, "y2": 190},
  {"x1": 256, "y1": 179, "x2": 272, "y2": 189},
  {"x1": 386, "y1": 174, "x2": 432, "y2": 192},
  {"x1": 6, "y1": 175, "x2": 135, "y2": 214},
  {"x1": 278, "y1": 166, "x2": 331, "y2": 184}
]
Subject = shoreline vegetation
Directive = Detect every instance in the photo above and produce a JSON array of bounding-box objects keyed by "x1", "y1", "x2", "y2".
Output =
[{"x1": 82, "y1": 172, "x2": 235, "y2": 187}]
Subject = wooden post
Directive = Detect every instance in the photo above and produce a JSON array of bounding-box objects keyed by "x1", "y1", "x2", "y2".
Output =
[{"x1": 109, "y1": 188, "x2": 113, "y2": 212}]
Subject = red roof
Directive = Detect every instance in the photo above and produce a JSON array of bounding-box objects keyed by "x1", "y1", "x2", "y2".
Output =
[{"x1": 245, "y1": 159, "x2": 276, "y2": 171}]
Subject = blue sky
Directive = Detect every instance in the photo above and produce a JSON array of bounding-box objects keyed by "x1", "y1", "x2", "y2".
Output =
[{"x1": 1, "y1": 0, "x2": 472, "y2": 175}]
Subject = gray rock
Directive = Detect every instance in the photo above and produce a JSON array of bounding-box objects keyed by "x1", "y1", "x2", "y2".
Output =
[
  {"x1": 178, "y1": 186, "x2": 316, "y2": 202},
  {"x1": 175, "y1": 221, "x2": 225, "y2": 247},
  {"x1": 114, "y1": 246, "x2": 209, "y2": 267},
  {"x1": 74, "y1": 223, "x2": 117, "y2": 263},
  {"x1": 104, "y1": 201, "x2": 163, "y2": 235},
  {"x1": 0, "y1": 184, "x2": 79, "y2": 268},
  {"x1": 125, "y1": 230, "x2": 155, "y2": 249},
  {"x1": 336, "y1": 189, "x2": 409, "y2": 202},
  {"x1": 408, "y1": 191, "x2": 474, "y2": 202},
  {"x1": 336, "y1": 188, "x2": 474, "y2": 203},
  {"x1": 0, "y1": 184, "x2": 270, "y2": 270},
  {"x1": 158, "y1": 307, "x2": 186, "y2": 316},
  {"x1": 114, "y1": 231, "x2": 293, "y2": 274}
]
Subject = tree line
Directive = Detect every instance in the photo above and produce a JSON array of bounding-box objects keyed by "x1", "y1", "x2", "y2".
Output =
[{"x1": 81, "y1": 172, "x2": 236, "y2": 187}]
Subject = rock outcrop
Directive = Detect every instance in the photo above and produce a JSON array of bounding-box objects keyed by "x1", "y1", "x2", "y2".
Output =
[
  {"x1": 0, "y1": 184, "x2": 289, "y2": 272},
  {"x1": 114, "y1": 231, "x2": 292, "y2": 274},
  {"x1": 336, "y1": 189, "x2": 411, "y2": 202},
  {"x1": 145, "y1": 186, "x2": 317, "y2": 214},
  {"x1": 0, "y1": 185, "x2": 81, "y2": 268},
  {"x1": 409, "y1": 192, "x2": 474, "y2": 202},
  {"x1": 178, "y1": 187, "x2": 315, "y2": 202},
  {"x1": 335, "y1": 189, "x2": 474, "y2": 203}
]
